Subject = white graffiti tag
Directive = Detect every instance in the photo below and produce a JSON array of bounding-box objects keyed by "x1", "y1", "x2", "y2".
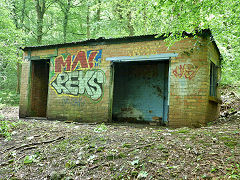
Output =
[{"x1": 51, "y1": 70, "x2": 105, "y2": 100}]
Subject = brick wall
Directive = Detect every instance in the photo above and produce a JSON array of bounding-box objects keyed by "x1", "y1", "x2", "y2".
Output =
[
  {"x1": 205, "y1": 38, "x2": 221, "y2": 123},
  {"x1": 168, "y1": 38, "x2": 210, "y2": 127},
  {"x1": 19, "y1": 61, "x2": 30, "y2": 117},
  {"x1": 20, "y1": 35, "x2": 221, "y2": 127}
]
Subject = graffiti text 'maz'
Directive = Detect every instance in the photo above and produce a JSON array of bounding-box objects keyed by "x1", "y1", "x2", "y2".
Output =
[{"x1": 51, "y1": 70, "x2": 105, "y2": 101}]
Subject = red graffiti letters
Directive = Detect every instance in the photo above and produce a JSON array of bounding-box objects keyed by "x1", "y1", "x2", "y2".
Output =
[
  {"x1": 55, "y1": 55, "x2": 72, "y2": 72},
  {"x1": 54, "y1": 50, "x2": 102, "y2": 73},
  {"x1": 173, "y1": 64, "x2": 200, "y2": 80}
]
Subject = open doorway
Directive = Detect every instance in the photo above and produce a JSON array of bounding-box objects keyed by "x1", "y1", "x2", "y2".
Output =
[
  {"x1": 112, "y1": 60, "x2": 169, "y2": 124},
  {"x1": 30, "y1": 60, "x2": 50, "y2": 117}
]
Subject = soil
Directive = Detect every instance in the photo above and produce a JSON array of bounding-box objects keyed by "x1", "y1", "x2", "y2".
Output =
[{"x1": 0, "y1": 98, "x2": 240, "y2": 179}]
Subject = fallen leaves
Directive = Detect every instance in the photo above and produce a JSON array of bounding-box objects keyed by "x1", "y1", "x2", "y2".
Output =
[{"x1": 0, "y1": 106, "x2": 239, "y2": 179}]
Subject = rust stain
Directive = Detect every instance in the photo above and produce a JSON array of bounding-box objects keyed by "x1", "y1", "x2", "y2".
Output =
[
  {"x1": 152, "y1": 85, "x2": 162, "y2": 97},
  {"x1": 152, "y1": 116, "x2": 161, "y2": 121}
]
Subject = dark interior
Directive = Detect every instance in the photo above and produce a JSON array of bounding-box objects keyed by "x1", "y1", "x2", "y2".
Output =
[
  {"x1": 112, "y1": 61, "x2": 169, "y2": 124},
  {"x1": 30, "y1": 60, "x2": 50, "y2": 117}
]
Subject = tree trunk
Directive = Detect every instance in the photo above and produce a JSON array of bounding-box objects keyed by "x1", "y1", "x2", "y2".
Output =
[
  {"x1": 86, "y1": 4, "x2": 90, "y2": 39},
  {"x1": 35, "y1": 0, "x2": 46, "y2": 44},
  {"x1": 20, "y1": 0, "x2": 26, "y2": 27},
  {"x1": 36, "y1": 15, "x2": 44, "y2": 44},
  {"x1": 62, "y1": 0, "x2": 71, "y2": 43},
  {"x1": 63, "y1": 13, "x2": 68, "y2": 43},
  {"x1": 127, "y1": 11, "x2": 134, "y2": 36},
  {"x1": 96, "y1": 0, "x2": 101, "y2": 21},
  {"x1": 9, "y1": 0, "x2": 26, "y2": 93}
]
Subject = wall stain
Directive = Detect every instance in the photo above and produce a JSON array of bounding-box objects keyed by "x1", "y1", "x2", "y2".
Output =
[{"x1": 152, "y1": 85, "x2": 162, "y2": 97}]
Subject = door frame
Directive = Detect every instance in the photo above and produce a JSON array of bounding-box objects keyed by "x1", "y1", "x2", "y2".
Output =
[
  {"x1": 106, "y1": 53, "x2": 178, "y2": 124},
  {"x1": 27, "y1": 59, "x2": 50, "y2": 117}
]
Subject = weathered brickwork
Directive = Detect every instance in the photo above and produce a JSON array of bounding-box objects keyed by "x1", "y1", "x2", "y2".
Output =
[
  {"x1": 19, "y1": 33, "x2": 221, "y2": 127},
  {"x1": 205, "y1": 38, "x2": 221, "y2": 123},
  {"x1": 19, "y1": 61, "x2": 30, "y2": 117}
]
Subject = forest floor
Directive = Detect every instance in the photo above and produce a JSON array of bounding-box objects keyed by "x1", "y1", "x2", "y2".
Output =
[{"x1": 0, "y1": 88, "x2": 240, "y2": 179}]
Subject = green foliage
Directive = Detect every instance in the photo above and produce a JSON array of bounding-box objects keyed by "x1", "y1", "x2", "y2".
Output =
[
  {"x1": 226, "y1": 163, "x2": 240, "y2": 179},
  {"x1": 94, "y1": 123, "x2": 108, "y2": 133},
  {"x1": 0, "y1": 2, "x2": 23, "y2": 93},
  {"x1": 150, "y1": 0, "x2": 240, "y2": 85},
  {"x1": 0, "y1": 0, "x2": 239, "y2": 91},
  {"x1": 23, "y1": 152, "x2": 41, "y2": 164},
  {"x1": 0, "y1": 118, "x2": 15, "y2": 139},
  {"x1": 137, "y1": 171, "x2": 148, "y2": 178},
  {"x1": 122, "y1": 143, "x2": 132, "y2": 148},
  {"x1": 65, "y1": 160, "x2": 77, "y2": 169},
  {"x1": 0, "y1": 90, "x2": 20, "y2": 105},
  {"x1": 23, "y1": 155, "x2": 37, "y2": 164},
  {"x1": 175, "y1": 128, "x2": 190, "y2": 134}
]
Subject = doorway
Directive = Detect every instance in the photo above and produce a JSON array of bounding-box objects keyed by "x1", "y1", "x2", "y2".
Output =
[
  {"x1": 112, "y1": 60, "x2": 169, "y2": 124},
  {"x1": 30, "y1": 60, "x2": 50, "y2": 117}
]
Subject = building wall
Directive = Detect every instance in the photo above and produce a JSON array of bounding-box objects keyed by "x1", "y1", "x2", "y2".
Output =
[
  {"x1": 168, "y1": 38, "x2": 211, "y2": 127},
  {"x1": 47, "y1": 47, "x2": 110, "y2": 122},
  {"x1": 19, "y1": 60, "x2": 31, "y2": 117},
  {"x1": 20, "y1": 36, "x2": 221, "y2": 127},
  {"x1": 205, "y1": 39, "x2": 221, "y2": 123}
]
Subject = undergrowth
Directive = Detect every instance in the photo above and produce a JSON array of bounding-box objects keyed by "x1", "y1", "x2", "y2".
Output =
[
  {"x1": 0, "y1": 114, "x2": 20, "y2": 140},
  {"x1": 0, "y1": 90, "x2": 19, "y2": 106},
  {"x1": 0, "y1": 119, "x2": 15, "y2": 139}
]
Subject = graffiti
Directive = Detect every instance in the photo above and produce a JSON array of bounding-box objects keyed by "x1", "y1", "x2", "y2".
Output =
[
  {"x1": 173, "y1": 64, "x2": 200, "y2": 80},
  {"x1": 54, "y1": 50, "x2": 102, "y2": 73},
  {"x1": 61, "y1": 97, "x2": 84, "y2": 107},
  {"x1": 51, "y1": 70, "x2": 105, "y2": 101}
]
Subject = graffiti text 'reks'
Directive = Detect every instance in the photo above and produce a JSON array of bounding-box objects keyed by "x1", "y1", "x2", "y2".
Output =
[
  {"x1": 51, "y1": 70, "x2": 105, "y2": 101},
  {"x1": 173, "y1": 64, "x2": 200, "y2": 80},
  {"x1": 54, "y1": 50, "x2": 102, "y2": 73}
]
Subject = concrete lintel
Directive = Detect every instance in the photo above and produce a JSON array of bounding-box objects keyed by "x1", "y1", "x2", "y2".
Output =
[{"x1": 106, "y1": 53, "x2": 178, "y2": 62}]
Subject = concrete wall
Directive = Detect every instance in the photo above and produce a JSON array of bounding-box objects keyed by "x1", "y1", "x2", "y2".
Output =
[{"x1": 19, "y1": 36, "x2": 221, "y2": 127}]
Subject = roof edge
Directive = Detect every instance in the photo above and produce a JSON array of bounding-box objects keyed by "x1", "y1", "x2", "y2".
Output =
[{"x1": 20, "y1": 29, "x2": 221, "y2": 58}]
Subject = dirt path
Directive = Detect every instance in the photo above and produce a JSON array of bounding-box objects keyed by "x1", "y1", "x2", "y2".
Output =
[{"x1": 0, "y1": 106, "x2": 240, "y2": 179}]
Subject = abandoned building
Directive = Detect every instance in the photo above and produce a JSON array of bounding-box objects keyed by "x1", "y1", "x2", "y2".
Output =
[{"x1": 19, "y1": 30, "x2": 222, "y2": 127}]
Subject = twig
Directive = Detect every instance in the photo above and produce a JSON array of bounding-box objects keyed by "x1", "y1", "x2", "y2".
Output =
[
  {"x1": 16, "y1": 154, "x2": 27, "y2": 163},
  {"x1": 88, "y1": 162, "x2": 109, "y2": 170},
  {"x1": 20, "y1": 146, "x2": 38, "y2": 152},
  {"x1": 0, "y1": 161, "x2": 12, "y2": 167},
  {"x1": 125, "y1": 143, "x2": 155, "y2": 154},
  {"x1": 4, "y1": 136, "x2": 65, "y2": 153}
]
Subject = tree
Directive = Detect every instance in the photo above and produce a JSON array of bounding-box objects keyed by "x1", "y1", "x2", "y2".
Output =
[
  {"x1": 1, "y1": 0, "x2": 240, "y2": 90},
  {"x1": 34, "y1": 0, "x2": 47, "y2": 44},
  {"x1": 0, "y1": 2, "x2": 22, "y2": 90},
  {"x1": 148, "y1": 0, "x2": 240, "y2": 84},
  {"x1": 57, "y1": 0, "x2": 72, "y2": 43}
]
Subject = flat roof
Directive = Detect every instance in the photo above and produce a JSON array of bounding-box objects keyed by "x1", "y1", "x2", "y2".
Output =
[{"x1": 21, "y1": 29, "x2": 221, "y2": 57}]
